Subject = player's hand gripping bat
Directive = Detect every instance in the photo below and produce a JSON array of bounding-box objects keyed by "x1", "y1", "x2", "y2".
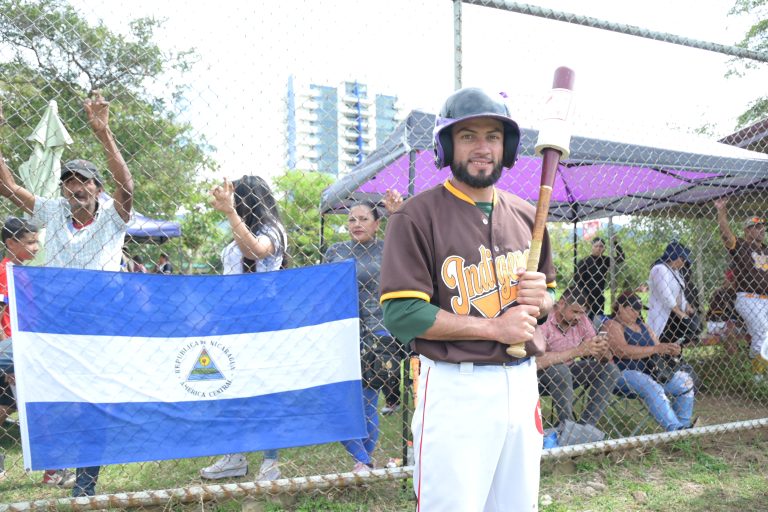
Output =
[{"x1": 506, "y1": 66, "x2": 575, "y2": 358}]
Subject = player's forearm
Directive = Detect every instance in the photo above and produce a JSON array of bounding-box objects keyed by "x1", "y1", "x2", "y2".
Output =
[{"x1": 421, "y1": 309, "x2": 512, "y2": 343}]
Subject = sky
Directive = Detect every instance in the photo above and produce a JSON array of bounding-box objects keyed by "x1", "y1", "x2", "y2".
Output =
[{"x1": 66, "y1": 0, "x2": 768, "y2": 182}]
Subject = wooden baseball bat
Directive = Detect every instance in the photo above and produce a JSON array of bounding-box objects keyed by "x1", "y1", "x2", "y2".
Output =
[{"x1": 506, "y1": 66, "x2": 575, "y2": 358}]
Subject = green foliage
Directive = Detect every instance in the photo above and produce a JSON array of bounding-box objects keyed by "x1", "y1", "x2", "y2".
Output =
[
  {"x1": 176, "y1": 183, "x2": 228, "y2": 273},
  {"x1": 0, "y1": 0, "x2": 216, "y2": 266},
  {"x1": 728, "y1": 0, "x2": 768, "y2": 127},
  {"x1": 273, "y1": 169, "x2": 346, "y2": 267},
  {"x1": 549, "y1": 224, "x2": 577, "y2": 287},
  {"x1": 737, "y1": 96, "x2": 768, "y2": 128},
  {"x1": 693, "y1": 451, "x2": 730, "y2": 474}
]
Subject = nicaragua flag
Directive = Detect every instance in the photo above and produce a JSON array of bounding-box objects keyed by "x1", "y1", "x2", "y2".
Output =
[{"x1": 8, "y1": 260, "x2": 366, "y2": 470}]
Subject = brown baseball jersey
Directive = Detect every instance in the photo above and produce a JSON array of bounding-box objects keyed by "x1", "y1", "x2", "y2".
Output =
[
  {"x1": 729, "y1": 238, "x2": 768, "y2": 295},
  {"x1": 380, "y1": 180, "x2": 556, "y2": 363}
]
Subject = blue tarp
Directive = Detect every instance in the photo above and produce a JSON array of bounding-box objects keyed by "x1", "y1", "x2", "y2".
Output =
[{"x1": 127, "y1": 212, "x2": 181, "y2": 242}]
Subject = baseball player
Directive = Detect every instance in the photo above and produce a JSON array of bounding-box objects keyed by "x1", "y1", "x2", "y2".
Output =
[
  {"x1": 380, "y1": 88, "x2": 556, "y2": 511},
  {"x1": 714, "y1": 198, "x2": 768, "y2": 381}
]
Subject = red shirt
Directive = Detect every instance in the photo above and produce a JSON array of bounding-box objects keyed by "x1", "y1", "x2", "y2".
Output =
[{"x1": 0, "y1": 257, "x2": 12, "y2": 337}]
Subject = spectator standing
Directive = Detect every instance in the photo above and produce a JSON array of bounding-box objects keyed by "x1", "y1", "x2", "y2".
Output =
[
  {"x1": 573, "y1": 237, "x2": 625, "y2": 321},
  {"x1": 323, "y1": 190, "x2": 403, "y2": 472},
  {"x1": 537, "y1": 287, "x2": 620, "y2": 429},
  {"x1": 605, "y1": 292, "x2": 696, "y2": 432},
  {"x1": 0, "y1": 92, "x2": 134, "y2": 496},
  {"x1": 380, "y1": 88, "x2": 556, "y2": 511},
  {"x1": 714, "y1": 198, "x2": 768, "y2": 382},
  {"x1": 156, "y1": 252, "x2": 173, "y2": 274},
  {"x1": 648, "y1": 241, "x2": 698, "y2": 345},
  {"x1": 200, "y1": 175, "x2": 288, "y2": 481},
  {"x1": 0, "y1": 218, "x2": 40, "y2": 479}
]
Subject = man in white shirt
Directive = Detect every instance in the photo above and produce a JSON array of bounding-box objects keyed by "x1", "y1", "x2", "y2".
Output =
[{"x1": 0, "y1": 91, "x2": 133, "y2": 497}]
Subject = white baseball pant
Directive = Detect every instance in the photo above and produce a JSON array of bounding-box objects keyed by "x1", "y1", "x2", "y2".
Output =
[
  {"x1": 412, "y1": 356, "x2": 543, "y2": 511},
  {"x1": 734, "y1": 293, "x2": 768, "y2": 359}
]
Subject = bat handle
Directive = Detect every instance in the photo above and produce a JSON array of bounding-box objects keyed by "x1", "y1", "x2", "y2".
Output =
[
  {"x1": 505, "y1": 236, "x2": 547, "y2": 358},
  {"x1": 506, "y1": 343, "x2": 527, "y2": 358}
]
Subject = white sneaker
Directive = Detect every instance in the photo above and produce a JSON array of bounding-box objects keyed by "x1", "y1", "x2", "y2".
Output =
[
  {"x1": 200, "y1": 453, "x2": 248, "y2": 479},
  {"x1": 257, "y1": 458, "x2": 280, "y2": 481},
  {"x1": 352, "y1": 461, "x2": 373, "y2": 474},
  {"x1": 41, "y1": 469, "x2": 75, "y2": 488}
]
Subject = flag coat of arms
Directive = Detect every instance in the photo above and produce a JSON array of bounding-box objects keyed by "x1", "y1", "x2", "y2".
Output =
[{"x1": 8, "y1": 260, "x2": 365, "y2": 470}]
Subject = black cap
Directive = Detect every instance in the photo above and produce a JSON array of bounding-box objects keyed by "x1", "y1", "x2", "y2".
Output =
[{"x1": 61, "y1": 159, "x2": 102, "y2": 186}]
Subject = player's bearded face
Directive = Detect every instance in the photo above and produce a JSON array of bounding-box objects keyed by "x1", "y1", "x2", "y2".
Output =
[
  {"x1": 451, "y1": 160, "x2": 503, "y2": 188},
  {"x1": 450, "y1": 118, "x2": 505, "y2": 189}
]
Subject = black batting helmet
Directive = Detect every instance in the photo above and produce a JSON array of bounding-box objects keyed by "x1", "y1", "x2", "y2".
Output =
[{"x1": 433, "y1": 87, "x2": 521, "y2": 169}]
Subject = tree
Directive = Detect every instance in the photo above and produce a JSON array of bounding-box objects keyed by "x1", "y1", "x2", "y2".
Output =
[
  {"x1": 273, "y1": 169, "x2": 345, "y2": 267},
  {"x1": 729, "y1": 0, "x2": 768, "y2": 127},
  {"x1": 174, "y1": 185, "x2": 229, "y2": 274},
  {"x1": 0, "y1": 0, "x2": 214, "y2": 249}
]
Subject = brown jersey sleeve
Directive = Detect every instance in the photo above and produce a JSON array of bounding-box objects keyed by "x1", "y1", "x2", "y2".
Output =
[{"x1": 380, "y1": 209, "x2": 434, "y2": 303}]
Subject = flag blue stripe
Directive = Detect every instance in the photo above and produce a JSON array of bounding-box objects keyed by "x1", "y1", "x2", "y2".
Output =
[
  {"x1": 13, "y1": 260, "x2": 358, "y2": 336},
  {"x1": 25, "y1": 380, "x2": 366, "y2": 469}
]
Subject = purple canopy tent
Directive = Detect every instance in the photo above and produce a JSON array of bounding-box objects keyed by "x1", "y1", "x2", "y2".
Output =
[
  {"x1": 319, "y1": 110, "x2": 768, "y2": 272},
  {"x1": 320, "y1": 110, "x2": 768, "y2": 222}
]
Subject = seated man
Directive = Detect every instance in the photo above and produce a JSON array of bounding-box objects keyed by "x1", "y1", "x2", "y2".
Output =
[
  {"x1": 705, "y1": 270, "x2": 746, "y2": 355},
  {"x1": 538, "y1": 286, "x2": 621, "y2": 429}
]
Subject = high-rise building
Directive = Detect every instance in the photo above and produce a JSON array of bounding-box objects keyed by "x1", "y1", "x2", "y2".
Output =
[{"x1": 286, "y1": 76, "x2": 403, "y2": 175}]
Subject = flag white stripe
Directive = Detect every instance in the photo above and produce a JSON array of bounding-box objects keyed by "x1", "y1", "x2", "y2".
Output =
[{"x1": 15, "y1": 318, "x2": 360, "y2": 404}]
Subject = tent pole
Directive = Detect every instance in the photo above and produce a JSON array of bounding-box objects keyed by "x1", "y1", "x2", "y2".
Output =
[
  {"x1": 608, "y1": 217, "x2": 616, "y2": 308},
  {"x1": 694, "y1": 242, "x2": 705, "y2": 312},
  {"x1": 320, "y1": 214, "x2": 326, "y2": 255},
  {"x1": 453, "y1": 0, "x2": 462, "y2": 89},
  {"x1": 408, "y1": 150, "x2": 416, "y2": 197},
  {"x1": 572, "y1": 220, "x2": 577, "y2": 275}
]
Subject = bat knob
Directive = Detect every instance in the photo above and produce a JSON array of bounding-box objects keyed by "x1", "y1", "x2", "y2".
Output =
[{"x1": 505, "y1": 343, "x2": 527, "y2": 358}]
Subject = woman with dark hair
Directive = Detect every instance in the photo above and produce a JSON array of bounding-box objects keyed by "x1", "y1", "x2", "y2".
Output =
[
  {"x1": 199, "y1": 175, "x2": 288, "y2": 481},
  {"x1": 648, "y1": 241, "x2": 698, "y2": 344},
  {"x1": 323, "y1": 190, "x2": 403, "y2": 472},
  {"x1": 605, "y1": 292, "x2": 696, "y2": 432},
  {"x1": 217, "y1": 175, "x2": 289, "y2": 274}
]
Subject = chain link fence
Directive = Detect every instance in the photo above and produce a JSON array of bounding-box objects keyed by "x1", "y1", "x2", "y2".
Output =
[{"x1": 0, "y1": 0, "x2": 767, "y2": 509}]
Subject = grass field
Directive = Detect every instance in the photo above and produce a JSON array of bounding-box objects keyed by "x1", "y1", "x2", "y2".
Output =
[{"x1": 1, "y1": 343, "x2": 766, "y2": 509}]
